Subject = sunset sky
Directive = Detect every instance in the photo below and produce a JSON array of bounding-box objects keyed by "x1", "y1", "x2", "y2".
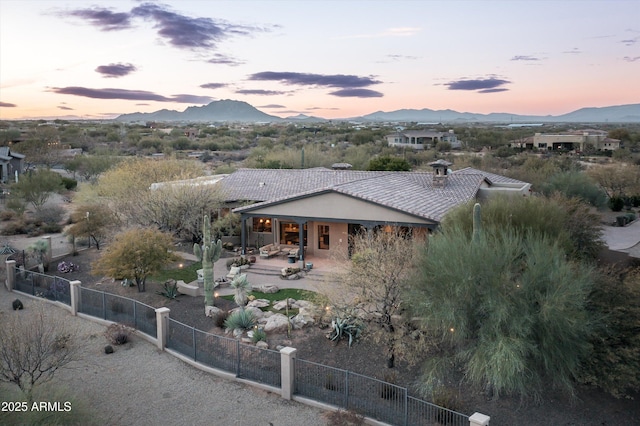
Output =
[{"x1": 1, "y1": 0, "x2": 638, "y2": 120}]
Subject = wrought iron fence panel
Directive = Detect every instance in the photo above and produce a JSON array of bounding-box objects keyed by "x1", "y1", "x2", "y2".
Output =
[
  {"x1": 238, "y1": 344, "x2": 281, "y2": 387},
  {"x1": 347, "y1": 372, "x2": 407, "y2": 425},
  {"x1": 14, "y1": 269, "x2": 34, "y2": 295},
  {"x1": 134, "y1": 301, "x2": 157, "y2": 338},
  {"x1": 194, "y1": 330, "x2": 238, "y2": 374},
  {"x1": 166, "y1": 318, "x2": 195, "y2": 358},
  {"x1": 79, "y1": 287, "x2": 106, "y2": 318},
  {"x1": 104, "y1": 293, "x2": 135, "y2": 325},
  {"x1": 407, "y1": 396, "x2": 468, "y2": 426},
  {"x1": 294, "y1": 359, "x2": 348, "y2": 408}
]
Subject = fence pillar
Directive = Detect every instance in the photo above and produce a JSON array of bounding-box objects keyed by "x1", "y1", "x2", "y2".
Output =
[
  {"x1": 5, "y1": 259, "x2": 15, "y2": 291},
  {"x1": 69, "y1": 280, "x2": 81, "y2": 316},
  {"x1": 280, "y1": 347, "x2": 297, "y2": 400},
  {"x1": 43, "y1": 236, "x2": 52, "y2": 262},
  {"x1": 155, "y1": 307, "x2": 170, "y2": 350},
  {"x1": 469, "y1": 412, "x2": 490, "y2": 426}
]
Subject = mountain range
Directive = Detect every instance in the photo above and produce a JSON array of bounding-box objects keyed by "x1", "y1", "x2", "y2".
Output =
[{"x1": 115, "y1": 100, "x2": 640, "y2": 124}]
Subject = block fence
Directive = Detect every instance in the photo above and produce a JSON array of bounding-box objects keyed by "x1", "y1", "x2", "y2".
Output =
[{"x1": 5, "y1": 259, "x2": 489, "y2": 426}]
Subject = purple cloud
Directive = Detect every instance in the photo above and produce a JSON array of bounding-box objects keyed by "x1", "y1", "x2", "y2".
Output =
[
  {"x1": 621, "y1": 37, "x2": 638, "y2": 46},
  {"x1": 207, "y1": 54, "x2": 244, "y2": 66},
  {"x1": 200, "y1": 82, "x2": 227, "y2": 89},
  {"x1": 248, "y1": 72, "x2": 381, "y2": 88},
  {"x1": 131, "y1": 2, "x2": 262, "y2": 50},
  {"x1": 563, "y1": 48, "x2": 582, "y2": 54},
  {"x1": 478, "y1": 88, "x2": 509, "y2": 93},
  {"x1": 511, "y1": 55, "x2": 540, "y2": 61},
  {"x1": 49, "y1": 86, "x2": 212, "y2": 103},
  {"x1": 59, "y1": 3, "x2": 271, "y2": 52},
  {"x1": 258, "y1": 104, "x2": 286, "y2": 108},
  {"x1": 0, "y1": 102, "x2": 17, "y2": 108},
  {"x1": 95, "y1": 63, "x2": 137, "y2": 78},
  {"x1": 445, "y1": 78, "x2": 510, "y2": 92},
  {"x1": 328, "y1": 89, "x2": 383, "y2": 98},
  {"x1": 58, "y1": 106, "x2": 74, "y2": 110},
  {"x1": 623, "y1": 56, "x2": 640, "y2": 62},
  {"x1": 236, "y1": 89, "x2": 287, "y2": 95},
  {"x1": 61, "y1": 7, "x2": 131, "y2": 31}
]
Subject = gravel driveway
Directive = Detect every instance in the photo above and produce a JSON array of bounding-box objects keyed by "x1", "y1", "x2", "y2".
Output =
[{"x1": 0, "y1": 285, "x2": 328, "y2": 426}]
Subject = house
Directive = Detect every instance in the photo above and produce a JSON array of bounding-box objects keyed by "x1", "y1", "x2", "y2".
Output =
[
  {"x1": 512, "y1": 130, "x2": 621, "y2": 151},
  {"x1": 212, "y1": 163, "x2": 530, "y2": 264},
  {"x1": 0, "y1": 147, "x2": 25, "y2": 183},
  {"x1": 387, "y1": 130, "x2": 460, "y2": 150}
]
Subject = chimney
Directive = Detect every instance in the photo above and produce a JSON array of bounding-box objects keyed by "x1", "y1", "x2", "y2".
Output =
[{"x1": 428, "y1": 159, "x2": 452, "y2": 188}]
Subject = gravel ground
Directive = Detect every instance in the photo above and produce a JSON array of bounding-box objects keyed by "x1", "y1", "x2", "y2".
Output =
[{"x1": 0, "y1": 285, "x2": 329, "y2": 426}]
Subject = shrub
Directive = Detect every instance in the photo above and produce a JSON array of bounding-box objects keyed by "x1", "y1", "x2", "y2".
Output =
[
  {"x1": 323, "y1": 409, "x2": 365, "y2": 426},
  {"x1": 224, "y1": 309, "x2": 256, "y2": 333},
  {"x1": 34, "y1": 205, "x2": 65, "y2": 224},
  {"x1": 251, "y1": 327, "x2": 267, "y2": 343},
  {"x1": 0, "y1": 210, "x2": 16, "y2": 221},
  {"x1": 104, "y1": 323, "x2": 132, "y2": 345},
  {"x1": 61, "y1": 177, "x2": 78, "y2": 190},
  {"x1": 609, "y1": 196, "x2": 625, "y2": 212},
  {"x1": 214, "y1": 310, "x2": 229, "y2": 328}
]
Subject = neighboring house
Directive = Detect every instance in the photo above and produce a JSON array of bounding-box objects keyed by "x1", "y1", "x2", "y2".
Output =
[
  {"x1": 387, "y1": 130, "x2": 460, "y2": 150},
  {"x1": 210, "y1": 162, "x2": 530, "y2": 264},
  {"x1": 0, "y1": 146, "x2": 25, "y2": 183},
  {"x1": 511, "y1": 130, "x2": 620, "y2": 151}
]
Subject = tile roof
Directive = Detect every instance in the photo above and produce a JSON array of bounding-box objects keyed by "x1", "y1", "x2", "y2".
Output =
[{"x1": 224, "y1": 168, "x2": 495, "y2": 222}]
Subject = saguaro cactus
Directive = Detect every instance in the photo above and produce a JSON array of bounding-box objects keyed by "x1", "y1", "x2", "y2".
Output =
[
  {"x1": 472, "y1": 202, "x2": 482, "y2": 242},
  {"x1": 193, "y1": 214, "x2": 223, "y2": 307}
]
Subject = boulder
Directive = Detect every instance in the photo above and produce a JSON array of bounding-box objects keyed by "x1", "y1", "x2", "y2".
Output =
[
  {"x1": 291, "y1": 312, "x2": 315, "y2": 329},
  {"x1": 256, "y1": 341, "x2": 269, "y2": 349},
  {"x1": 263, "y1": 314, "x2": 290, "y2": 333},
  {"x1": 247, "y1": 299, "x2": 270, "y2": 308},
  {"x1": 273, "y1": 298, "x2": 297, "y2": 311},
  {"x1": 205, "y1": 305, "x2": 223, "y2": 318},
  {"x1": 253, "y1": 284, "x2": 279, "y2": 294}
]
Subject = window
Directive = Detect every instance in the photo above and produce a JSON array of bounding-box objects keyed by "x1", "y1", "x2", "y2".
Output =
[
  {"x1": 318, "y1": 225, "x2": 330, "y2": 250},
  {"x1": 253, "y1": 217, "x2": 272, "y2": 233}
]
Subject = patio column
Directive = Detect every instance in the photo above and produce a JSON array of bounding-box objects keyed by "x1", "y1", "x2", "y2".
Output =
[
  {"x1": 297, "y1": 220, "x2": 305, "y2": 265},
  {"x1": 240, "y1": 215, "x2": 247, "y2": 256}
]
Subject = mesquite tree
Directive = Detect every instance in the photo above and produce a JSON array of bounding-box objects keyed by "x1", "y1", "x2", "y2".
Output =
[{"x1": 193, "y1": 214, "x2": 222, "y2": 307}]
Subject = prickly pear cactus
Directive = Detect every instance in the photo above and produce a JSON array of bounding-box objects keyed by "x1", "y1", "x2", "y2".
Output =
[{"x1": 193, "y1": 214, "x2": 223, "y2": 307}]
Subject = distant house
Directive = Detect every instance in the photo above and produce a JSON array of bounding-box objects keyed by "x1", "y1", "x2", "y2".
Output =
[
  {"x1": 0, "y1": 147, "x2": 24, "y2": 183},
  {"x1": 512, "y1": 130, "x2": 621, "y2": 151},
  {"x1": 387, "y1": 129, "x2": 460, "y2": 150}
]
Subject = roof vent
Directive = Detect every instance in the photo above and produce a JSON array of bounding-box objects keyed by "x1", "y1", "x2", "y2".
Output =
[{"x1": 259, "y1": 182, "x2": 265, "y2": 187}]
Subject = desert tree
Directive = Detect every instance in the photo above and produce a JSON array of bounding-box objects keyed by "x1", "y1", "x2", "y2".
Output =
[
  {"x1": 321, "y1": 227, "x2": 421, "y2": 368},
  {"x1": 66, "y1": 204, "x2": 117, "y2": 250},
  {"x1": 587, "y1": 163, "x2": 640, "y2": 200},
  {"x1": 64, "y1": 154, "x2": 120, "y2": 183},
  {"x1": 92, "y1": 228, "x2": 178, "y2": 292},
  {"x1": 441, "y1": 194, "x2": 604, "y2": 261},
  {"x1": 0, "y1": 302, "x2": 80, "y2": 404},
  {"x1": 11, "y1": 169, "x2": 64, "y2": 211},
  {"x1": 405, "y1": 223, "x2": 594, "y2": 401}
]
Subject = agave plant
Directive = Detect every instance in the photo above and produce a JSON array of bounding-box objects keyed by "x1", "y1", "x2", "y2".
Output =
[{"x1": 329, "y1": 315, "x2": 363, "y2": 347}]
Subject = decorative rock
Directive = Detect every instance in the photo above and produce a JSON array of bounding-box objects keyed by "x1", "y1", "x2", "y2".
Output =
[
  {"x1": 273, "y1": 298, "x2": 296, "y2": 311},
  {"x1": 241, "y1": 337, "x2": 252, "y2": 344},
  {"x1": 256, "y1": 341, "x2": 269, "y2": 349},
  {"x1": 292, "y1": 300, "x2": 315, "y2": 309},
  {"x1": 233, "y1": 329, "x2": 243, "y2": 338},
  {"x1": 247, "y1": 299, "x2": 270, "y2": 308},
  {"x1": 287, "y1": 273, "x2": 300, "y2": 280},
  {"x1": 104, "y1": 345, "x2": 114, "y2": 354},
  {"x1": 291, "y1": 312, "x2": 315, "y2": 329},
  {"x1": 263, "y1": 314, "x2": 290, "y2": 333},
  {"x1": 253, "y1": 285, "x2": 279, "y2": 294},
  {"x1": 12, "y1": 299, "x2": 23, "y2": 310},
  {"x1": 205, "y1": 305, "x2": 223, "y2": 318},
  {"x1": 276, "y1": 345, "x2": 285, "y2": 351}
]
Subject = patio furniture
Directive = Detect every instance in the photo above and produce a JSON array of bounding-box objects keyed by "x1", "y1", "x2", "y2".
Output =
[{"x1": 259, "y1": 244, "x2": 281, "y2": 258}]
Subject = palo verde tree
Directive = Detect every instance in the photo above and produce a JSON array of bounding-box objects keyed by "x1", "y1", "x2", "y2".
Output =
[
  {"x1": 322, "y1": 228, "x2": 420, "y2": 368},
  {"x1": 406, "y1": 208, "x2": 595, "y2": 401},
  {"x1": 66, "y1": 204, "x2": 117, "y2": 250},
  {"x1": 0, "y1": 302, "x2": 80, "y2": 404},
  {"x1": 92, "y1": 228, "x2": 178, "y2": 292},
  {"x1": 11, "y1": 169, "x2": 64, "y2": 211}
]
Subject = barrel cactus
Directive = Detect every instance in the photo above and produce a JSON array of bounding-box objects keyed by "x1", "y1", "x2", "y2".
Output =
[{"x1": 193, "y1": 214, "x2": 223, "y2": 307}]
